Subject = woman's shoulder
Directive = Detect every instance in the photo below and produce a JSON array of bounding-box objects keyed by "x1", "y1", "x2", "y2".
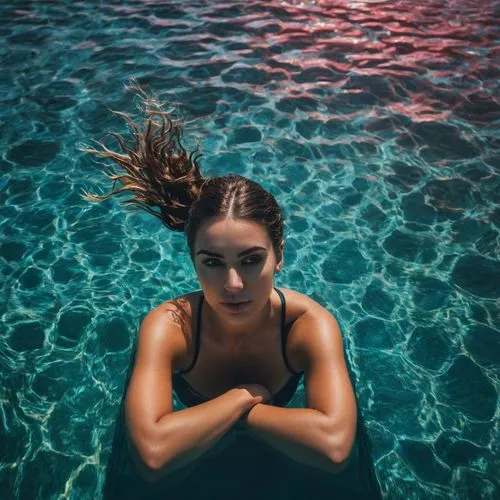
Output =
[
  {"x1": 278, "y1": 287, "x2": 341, "y2": 372},
  {"x1": 276, "y1": 286, "x2": 328, "y2": 323},
  {"x1": 149, "y1": 291, "x2": 203, "y2": 340},
  {"x1": 153, "y1": 290, "x2": 203, "y2": 318},
  {"x1": 146, "y1": 291, "x2": 203, "y2": 370}
]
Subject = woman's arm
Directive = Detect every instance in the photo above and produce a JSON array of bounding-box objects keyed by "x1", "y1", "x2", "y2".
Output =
[
  {"x1": 241, "y1": 306, "x2": 357, "y2": 475},
  {"x1": 241, "y1": 405, "x2": 351, "y2": 474},
  {"x1": 125, "y1": 307, "x2": 269, "y2": 482},
  {"x1": 129, "y1": 386, "x2": 262, "y2": 482}
]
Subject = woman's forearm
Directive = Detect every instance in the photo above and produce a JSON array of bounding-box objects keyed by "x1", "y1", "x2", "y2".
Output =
[
  {"x1": 243, "y1": 404, "x2": 351, "y2": 474},
  {"x1": 136, "y1": 388, "x2": 255, "y2": 481}
]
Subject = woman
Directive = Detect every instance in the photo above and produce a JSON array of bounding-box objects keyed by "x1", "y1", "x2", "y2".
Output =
[{"x1": 82, "y1": 88, "x2": 376, "y2": 494}]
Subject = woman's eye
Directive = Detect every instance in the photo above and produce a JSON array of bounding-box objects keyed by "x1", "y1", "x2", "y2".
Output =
[
  {"x1": 242, "y1": 256, "x2": 263, "y2": 265},
  {"x1": 202, "y1": 256, "x2": 263, "y2": 267},
  {"x1": 203, "y1": 259, "x2": 223, "y2": 267}
]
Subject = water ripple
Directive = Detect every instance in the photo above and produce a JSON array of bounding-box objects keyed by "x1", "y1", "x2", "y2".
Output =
[{"x1": 1, "y1": 0, "x2": 499, "y2": 498}]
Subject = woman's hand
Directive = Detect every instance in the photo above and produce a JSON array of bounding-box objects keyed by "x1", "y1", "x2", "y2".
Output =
[
  {"x1": 236, "y1": 383, "x2": 272, "y2": 405},
  {"x1": 235, "y1": 384, "x2": 272, "y2": 427}
]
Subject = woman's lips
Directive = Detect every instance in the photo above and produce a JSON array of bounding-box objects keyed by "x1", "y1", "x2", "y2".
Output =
[{"x1": 221, "y1": 300, "x2": 252, "y2": 311}]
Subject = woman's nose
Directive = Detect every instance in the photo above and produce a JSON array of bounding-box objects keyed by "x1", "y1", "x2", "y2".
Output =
[{"x1": 224, "y1": 267, "x2": 243, "y2": 291}]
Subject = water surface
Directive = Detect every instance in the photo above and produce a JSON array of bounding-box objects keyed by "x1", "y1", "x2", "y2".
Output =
[{"x1": 1, "y1": 1, "x2": 499, "y2": 498}]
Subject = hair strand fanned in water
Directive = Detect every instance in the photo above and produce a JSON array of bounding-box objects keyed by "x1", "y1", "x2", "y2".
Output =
[{"x1": 80, "y1": 82, "x2": 205, "y2": 232}]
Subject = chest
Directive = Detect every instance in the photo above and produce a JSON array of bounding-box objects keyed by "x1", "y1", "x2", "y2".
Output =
[{"x1": 177, "y1": 327, "x2": 299, "y2": 399}]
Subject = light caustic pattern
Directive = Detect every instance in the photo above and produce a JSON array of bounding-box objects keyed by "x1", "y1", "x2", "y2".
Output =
[{"x1": 0, "y1": 1, "x2": 499, "y2": 498}]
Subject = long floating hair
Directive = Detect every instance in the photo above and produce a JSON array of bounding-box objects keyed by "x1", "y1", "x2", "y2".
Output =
[{"x1": 80, "y1": 80, "x2": 205, "y2": 232}]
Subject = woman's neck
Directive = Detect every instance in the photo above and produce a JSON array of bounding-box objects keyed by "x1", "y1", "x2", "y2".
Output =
[{"x1": 204, "y1": 297, "x2": 277, "y2": 349}]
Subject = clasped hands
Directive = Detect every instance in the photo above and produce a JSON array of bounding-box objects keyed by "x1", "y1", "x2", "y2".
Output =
[
  {"x1": 234, "y1": 383, "x2": 272, "y2": 432},
  {"x1": 210, "y1": 384, "x2": 271, "y2": 453}
]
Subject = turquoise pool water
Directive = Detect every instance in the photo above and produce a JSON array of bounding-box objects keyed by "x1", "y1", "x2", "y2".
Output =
[{"x1": 1, "y1": 0, "x2": 499, "y2": 498}]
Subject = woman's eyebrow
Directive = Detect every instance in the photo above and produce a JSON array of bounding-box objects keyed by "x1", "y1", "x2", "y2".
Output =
[{"x1": 196, "y1": 246, "x2": 267, "y2": 258}]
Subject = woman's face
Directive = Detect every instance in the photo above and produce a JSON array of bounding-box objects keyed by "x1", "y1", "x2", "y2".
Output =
[{"x1": 193, "y1": 216, "x2": 283, "y2": 324}]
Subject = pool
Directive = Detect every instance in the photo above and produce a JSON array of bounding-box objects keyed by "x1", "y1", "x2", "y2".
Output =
[{"x1": 1, "y1": 0, "x2": 499, "y2": 498}]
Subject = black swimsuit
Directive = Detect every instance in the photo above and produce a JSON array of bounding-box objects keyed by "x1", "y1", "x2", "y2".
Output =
[{"x1": 172, "y1": 287, "x2": 304, "y2": 408}]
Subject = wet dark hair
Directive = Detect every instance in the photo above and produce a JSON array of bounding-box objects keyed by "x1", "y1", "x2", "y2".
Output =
[
  {"x1": 81, "y1": 82, "x2": 284, "y2": 261},
  {"x1": 185, "y1": 176, "x2": 283, "y2": 261}
]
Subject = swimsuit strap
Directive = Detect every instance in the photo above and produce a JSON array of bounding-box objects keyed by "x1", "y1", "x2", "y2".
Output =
[
  {"x1": 274, "y1": 287, "x2": 299, "y2": 376},
  {"x1": 180, "y1": 289, "x2": 298, "y2": 376},
  {"x1": 177, "y1": 294, "x2": 204, "y2": 375}
]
